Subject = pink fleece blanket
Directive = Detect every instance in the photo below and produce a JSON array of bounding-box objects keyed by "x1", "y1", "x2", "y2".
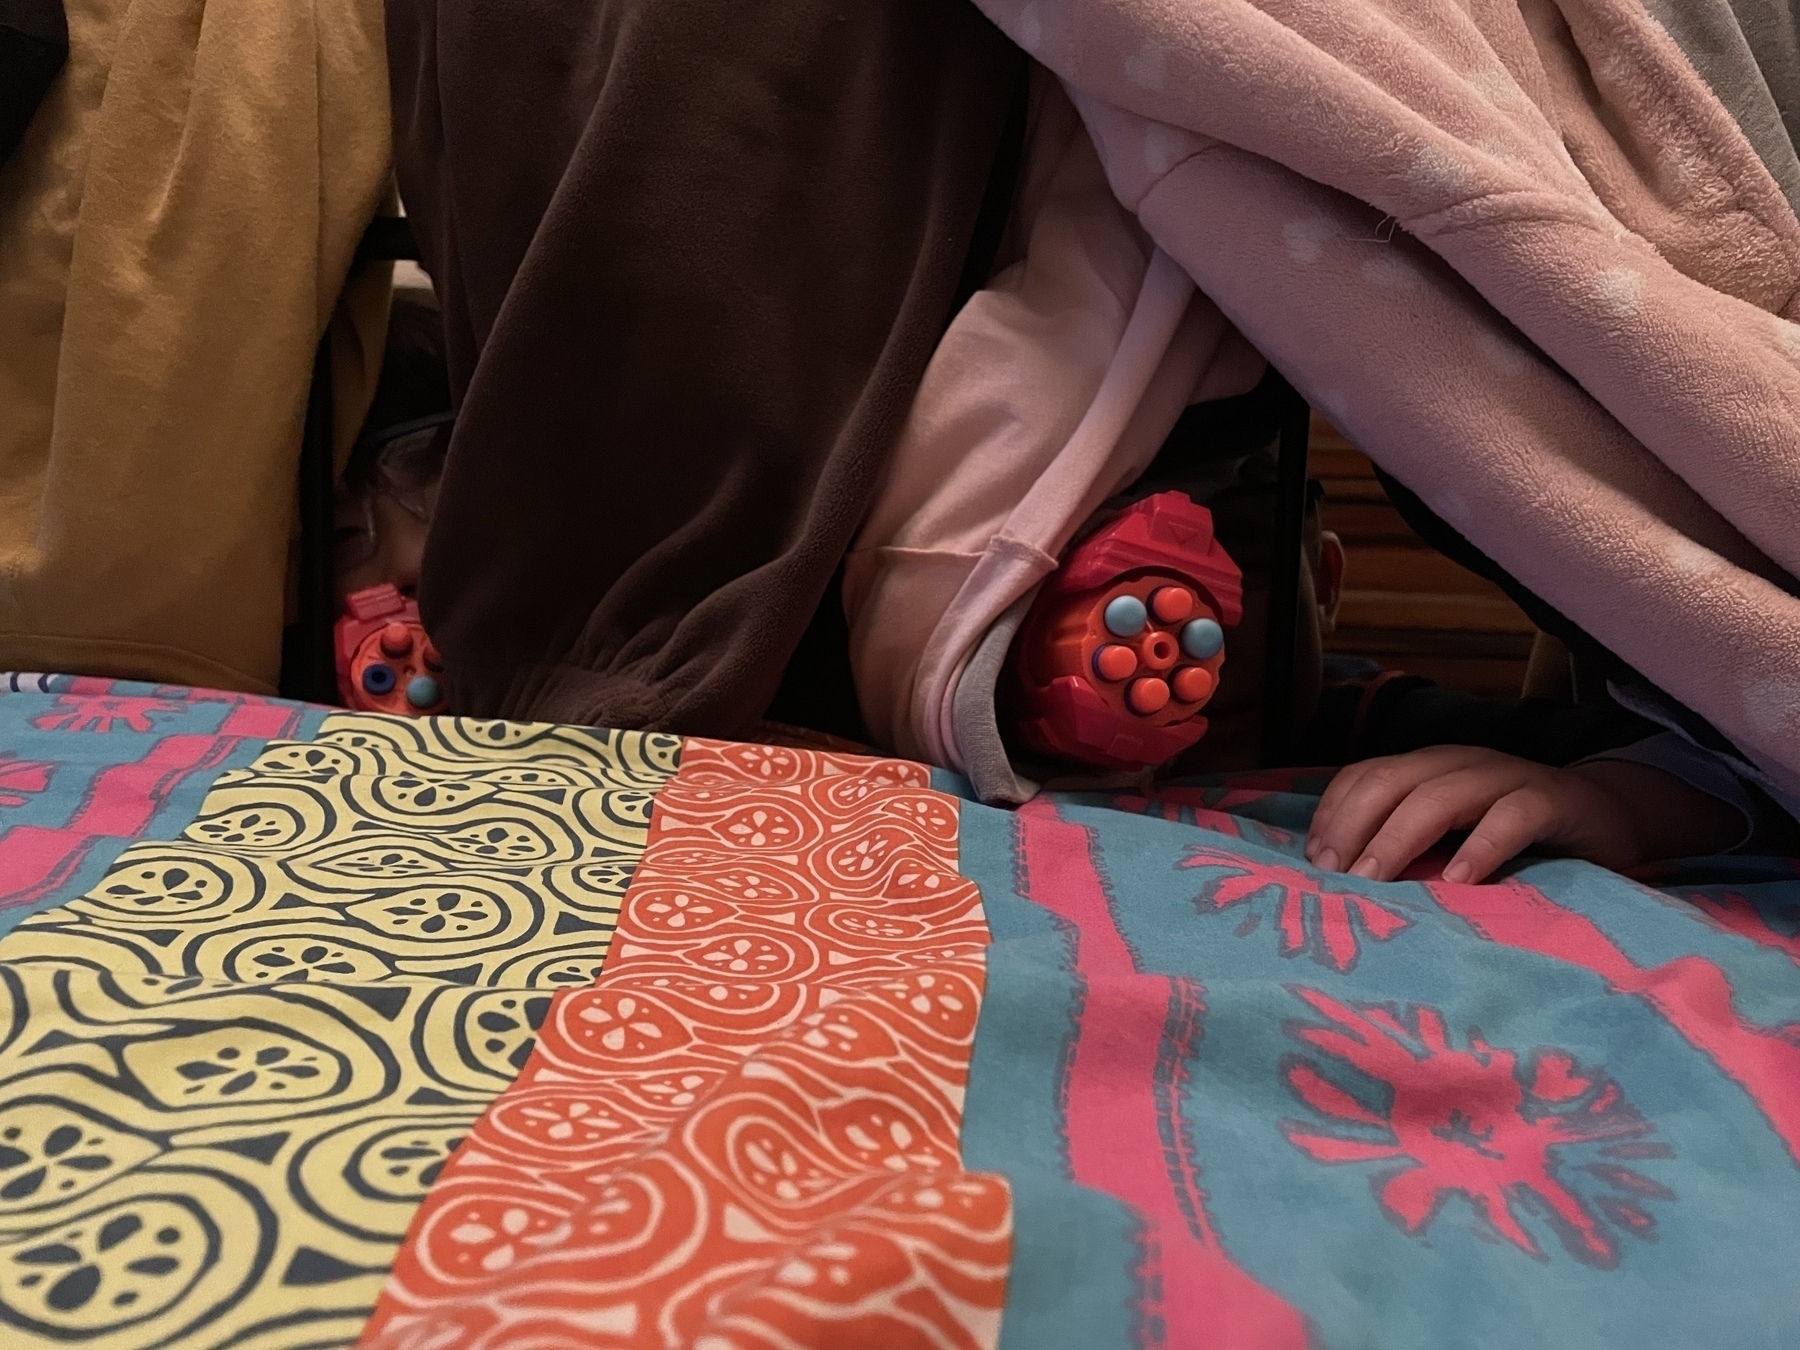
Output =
[
  {"x1": 939, "y1": 0, "x2": 1800, "y2": 795},
  {"x1": 860, "y1": 0, "x2": 1800, "y2": 799}
]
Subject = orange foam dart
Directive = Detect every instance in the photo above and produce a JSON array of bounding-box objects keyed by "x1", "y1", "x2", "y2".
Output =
[
  {"x1": 1128, "y1": 677, "x2": 1172, "y2": 715},
  {"x1": 1151, "y1": 585, "x2": 1195, "y2": 623},
  {"x1": 1173, "y1": 665, "x2": 1216, "y2": 704},
  {"x1": 379, "y1": 621, "x2": 413, "y2": 656},
  {"x1": 1094, "y1": 644, "x2": 1139, "y2": 682},
  {"x1": 1005, "y1": 491, "x2": 1243, "y2": 772}
]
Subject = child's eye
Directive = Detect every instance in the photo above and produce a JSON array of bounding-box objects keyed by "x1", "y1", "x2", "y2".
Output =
[{"x1": 333, "y1": 525, "x2": 376, "y2": 566}]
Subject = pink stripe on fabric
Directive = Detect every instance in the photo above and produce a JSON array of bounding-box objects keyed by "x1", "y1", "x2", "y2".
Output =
[
  {"x1": 0, "y1": 828, "x2": 99, "y2": 912},
  {"x1": 67, "y1": 734, "x2": 239, "y2": 836},
  {"x1": 1016, "y1": 799, "x2": 1308, "y2": 1348},
  {"x1": 0, "y1": 686, "x2": 296, "y2": 912},
  {"x1": 218, "y1": 698, "x2": 306, "y2": 739}
]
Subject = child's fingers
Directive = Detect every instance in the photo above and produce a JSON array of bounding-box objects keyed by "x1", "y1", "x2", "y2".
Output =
[
  {"x1": 1342, "y1": 766, "x2": 1532, "y2": 882},
  {"x1": 1306, "y1": 748, "x2": 1488, "y2": 874},
  {"x1": 1305, "y1": 761, "x2": 1377, "y2": 862},
  {"x1": 1307, "y1": 757, "x2": 1431, "y2": 872},
  {"x1": 1441, "y1": 788, "x2": 1558, "y2": 884}
]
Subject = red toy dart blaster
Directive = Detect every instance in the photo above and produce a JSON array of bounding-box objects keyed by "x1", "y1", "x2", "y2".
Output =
[
  {"x1": 1006, "y1": 491, "x2": 1242, "y2": 771},
  {"x1": 334, "y1": 584, "x2": 449, "y2": 716}
]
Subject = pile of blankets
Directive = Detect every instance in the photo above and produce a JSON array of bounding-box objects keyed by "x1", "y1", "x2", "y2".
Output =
[
  {"x1": 0, "y1": 675, "x2": 1793, "y2": 1348},
  {"x1": 849, "y1": 0, "x2": 1800, "y2": 798},
  {"x1": 383, "y1": 0, "x2": 1800, "y2": 807},
  {"x1": 8, "y1": 0, "x2": 1800, "y2": 810}
]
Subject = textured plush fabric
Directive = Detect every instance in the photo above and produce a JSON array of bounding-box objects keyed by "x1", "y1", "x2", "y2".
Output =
[
  {"x1": 1730, "y1": 0, "x2": 1800, "y2": 158},
  {"x1": 390, "y1": 0, "x2": 1023, "y2": 739},
  {"x1": 0, "y1": 0, "x2": 391, "y2": 691},
  {"x1": 1640, "y1": 0, "x2": 1800, "y2": 219},
  {"x1": 964, "y1": 0, "x2": 1800, "y2": 798}
]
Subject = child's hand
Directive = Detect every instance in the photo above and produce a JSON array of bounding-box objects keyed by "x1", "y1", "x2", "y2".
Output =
[{"x1": 1303, "y1": 746, "x2": 1742, "y2": 884}]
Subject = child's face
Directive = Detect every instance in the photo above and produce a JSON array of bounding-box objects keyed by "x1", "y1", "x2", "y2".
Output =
[
  {"x1": 332, "y1": 474, "x2": 438, "y2": 607},
  {"x1": 1177, "y1": 499, "x2": 1343, "y2": 772}
]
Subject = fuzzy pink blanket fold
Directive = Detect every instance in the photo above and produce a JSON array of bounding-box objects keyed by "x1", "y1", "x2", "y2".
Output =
[
  {"x1": 964, "y1": 0, "x2": 1800, "y2": 792},
  {"x1": 843, "y1": 77, "x2": 1263, "y2": 772}
]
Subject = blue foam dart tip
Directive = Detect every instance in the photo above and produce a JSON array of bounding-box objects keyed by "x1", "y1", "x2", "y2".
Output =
[
  {"x1": 1103, "y1": 594, "x2": 1148, "y2": 638},
  {"x1": 1180, "y1": 617, "x2": 1224, "y2": 660},
  {"x1": 361, "y1": 663, "x2": 397, "y2": 695},
  {"x1": 406, "y1": 675, "x2": 442, "y2": 709}
]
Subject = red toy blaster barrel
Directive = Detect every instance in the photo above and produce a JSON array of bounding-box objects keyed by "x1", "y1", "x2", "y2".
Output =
[
  {"x1": 1006, "y1": 491, "x2": 1243, "y2": 771},
  {"x1": 334, "y1": 584, "x2": 450, "y2": 716}
]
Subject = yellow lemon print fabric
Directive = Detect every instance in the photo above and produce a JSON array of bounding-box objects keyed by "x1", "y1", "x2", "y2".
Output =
[{"x1": 0, "y1": 713, "x2": 679, "y2": 1349}]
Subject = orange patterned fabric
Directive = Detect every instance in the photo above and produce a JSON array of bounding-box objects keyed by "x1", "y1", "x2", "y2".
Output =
[{"x1": 359, "y1": 738, "x2": 1012, "y2": 1350}]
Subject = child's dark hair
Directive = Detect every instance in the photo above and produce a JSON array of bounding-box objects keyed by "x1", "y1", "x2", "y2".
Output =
[{"x1": 344, "y1": 293, "x2": 453, "y2": 492}]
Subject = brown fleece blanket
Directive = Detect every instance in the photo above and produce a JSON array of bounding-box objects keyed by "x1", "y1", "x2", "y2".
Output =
[{"x1": 389, "y1": 0, "x2": 1022, "y2": 736}]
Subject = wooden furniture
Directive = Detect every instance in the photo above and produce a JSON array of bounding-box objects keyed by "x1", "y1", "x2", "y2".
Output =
[{"x1": 1311, "y1": 415, "x2": 1534, "y2": 700}]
